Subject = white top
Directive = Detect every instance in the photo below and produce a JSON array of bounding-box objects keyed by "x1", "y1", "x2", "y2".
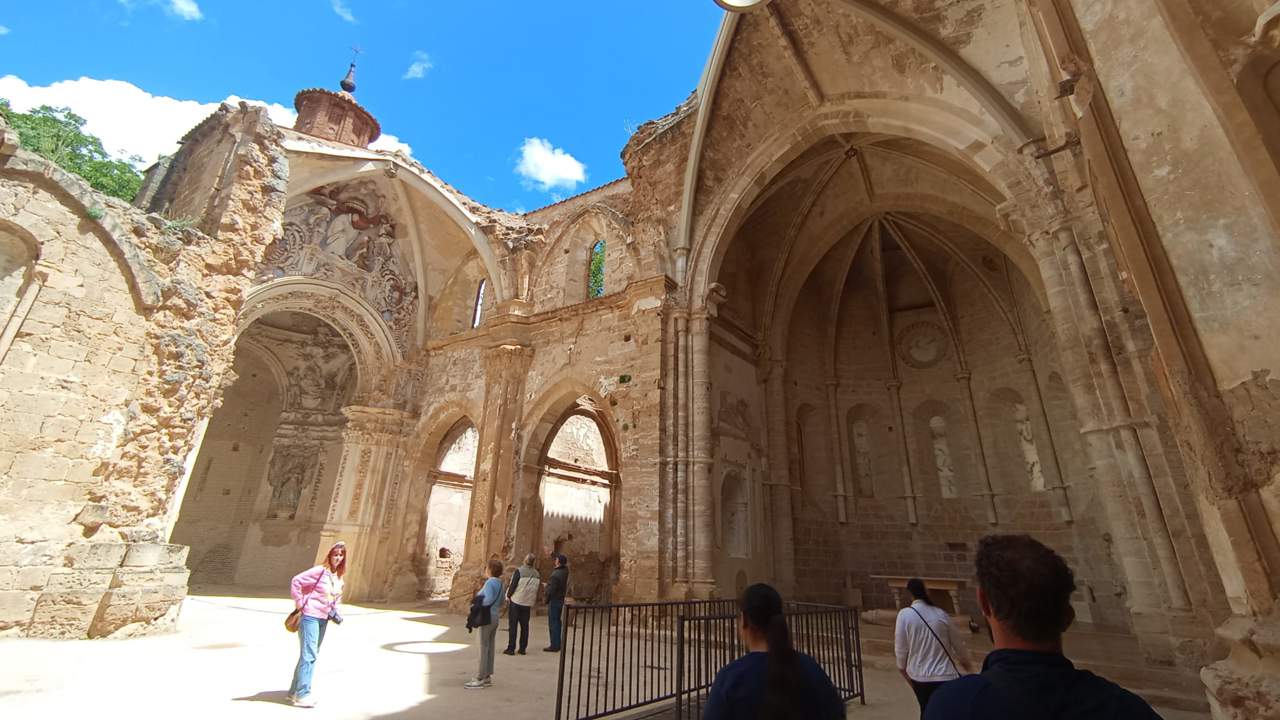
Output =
[{"x1": 894, "y1": 600, "x2": 965, "y2": 682}]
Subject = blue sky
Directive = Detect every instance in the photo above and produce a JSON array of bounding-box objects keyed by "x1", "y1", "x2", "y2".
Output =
[{"x1": 0, "y1": 1, "x2": 723, "y2": 211}]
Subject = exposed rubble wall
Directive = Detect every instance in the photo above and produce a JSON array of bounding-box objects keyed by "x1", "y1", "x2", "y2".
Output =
[{"x1": 0, "y1": 104, "x2": 287, "y2": 638}]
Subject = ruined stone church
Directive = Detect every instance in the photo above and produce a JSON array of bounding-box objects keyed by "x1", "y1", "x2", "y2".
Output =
[{"x1": 1, "y1": 0, "x2": 1279, "y2": 717}]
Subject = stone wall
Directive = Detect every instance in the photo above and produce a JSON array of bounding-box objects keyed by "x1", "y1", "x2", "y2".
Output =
[{"x1": 0, "y1": 103, "x2": 287, "y2": 638}]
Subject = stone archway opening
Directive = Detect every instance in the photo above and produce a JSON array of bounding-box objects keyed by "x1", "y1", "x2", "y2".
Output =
[
  {"x1": 170, "y1": 310, "x2": 356, "y2": 591},
  {"x1": 417, "y1": 418, "x2": 478, "y2": 600},
  {"x1": 700, "y1": 128, "x2": 1119, "y2": 623},
  {"x1": 536, "y1": 407, "x2": 619, "y2": 603}
]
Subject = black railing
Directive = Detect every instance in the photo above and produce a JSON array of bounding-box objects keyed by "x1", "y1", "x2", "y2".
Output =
[
  {"x1": 674, "y1": 602, "x2": 865, "y2": 719},
  {"x1": 555, "y1": 599, "x2": 737, "y2": 720},
  {"x1": 554, "y1": 599, "x2": 864, "y2": 720}
]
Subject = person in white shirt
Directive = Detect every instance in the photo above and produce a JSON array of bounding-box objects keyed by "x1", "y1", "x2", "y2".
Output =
[{"x1": 895, "y1": 578, "x2": 972, "y2": 717}]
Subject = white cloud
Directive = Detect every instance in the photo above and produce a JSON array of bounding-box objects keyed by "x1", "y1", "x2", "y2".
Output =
[
  {"x1": 0, "y1": 26, "x2": 10, "y2": 36},
  {"x1": 118, "y1": 0, "x2": 203, "y2": 21},
  {"x1": 0, "y1": 75, "x2": 413, "y2": 166},
  {"x1": 168, "y1": 0, "x2": 202, "y2": 20},
  {"x1": 402, "y1": 51, "x2": 433, "y2": 80},
  {"x1": 331, "y1": 0, "x2": 355, "y2": 22},
  {"x1": 515, "y1": 137, "x2": 586, "y2": 193},
  {"x1": 369, "y1": 134, "x2": 413, "y2": 156}
]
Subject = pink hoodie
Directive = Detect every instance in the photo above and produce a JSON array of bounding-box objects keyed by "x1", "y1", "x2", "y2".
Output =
[{"x1": 291, "y1": 565, "x2": 343, "y2": 620}]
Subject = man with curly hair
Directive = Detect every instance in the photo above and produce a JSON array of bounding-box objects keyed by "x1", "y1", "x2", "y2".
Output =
[{"x1": 925, "y1": 534, "x2": 1161, "y2": 719}]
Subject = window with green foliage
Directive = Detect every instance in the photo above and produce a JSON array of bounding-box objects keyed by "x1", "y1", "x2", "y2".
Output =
[
  {"x1": 587, "y1": 239, "x2": 605, "y2": 299},
  {"x1": 0, "y1": 100, "x2": 144, "y2": 202}
]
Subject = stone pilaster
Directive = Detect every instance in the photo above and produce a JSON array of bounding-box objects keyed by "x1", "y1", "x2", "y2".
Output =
[
  {"x1": 450, "y1": 344, "x2": 534, "y2": 609},
  {"x1": 318, "y1": 405, "x2": 414, "y2": 601},
  {"x1": 762, "y1": 360, "x2": 796, "y2": 595}
]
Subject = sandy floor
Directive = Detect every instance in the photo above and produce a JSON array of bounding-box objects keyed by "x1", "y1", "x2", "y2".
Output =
[{"x1": 0, "y1": 592, "x2": 1204, "y2": 719}]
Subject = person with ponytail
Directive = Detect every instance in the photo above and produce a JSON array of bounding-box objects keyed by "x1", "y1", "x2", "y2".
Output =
[
  {"x1": 895, "y1": 577, "x2": 972, "y2": 717},
  {"x1": 703, "y1": 583, "x2": 843, "y2": 720}
]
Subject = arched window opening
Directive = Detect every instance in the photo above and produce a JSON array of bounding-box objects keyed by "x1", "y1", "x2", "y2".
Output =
[
  {"x1": 929, "y1": 416, "x2": 958, "y2": 499},
  {"x1": 587, "y1": 239, "x2": 605, "y2": 299},
  {"x1": 437, "y1": 421, "x2": 480, "y2": 479},
  {"x1": 471, "y1": 278, "x2": 486, "y2": 329}
]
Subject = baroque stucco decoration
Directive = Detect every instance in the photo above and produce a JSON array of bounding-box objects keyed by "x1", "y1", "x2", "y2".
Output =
[{"x1": 263, "y1": 179, "x2": 419, "y2": 354}]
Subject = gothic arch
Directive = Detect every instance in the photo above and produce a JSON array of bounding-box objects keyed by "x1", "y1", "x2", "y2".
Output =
[{"x1": 686, "y1": 101, "x2": 1051, "y2": 309}]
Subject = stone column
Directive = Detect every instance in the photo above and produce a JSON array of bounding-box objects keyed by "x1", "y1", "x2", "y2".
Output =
[
  {"x1": 1055, "y1": 227, "x2": 1190, "y2": 610},
  {"x1": 689, "y1": 311, "x2": 716, "y2": 595},
  {"x1": 450, "y1": 344, "x2": 533, "y2": 609},
  {"x1": 762, "y1": 360, "x2": 796, "y2": 594},
  {"x1": 956, "y1": 371, "x2": 998, "y2": 525},
  {"x1": 886, "y1": 380, "x2": 919, "y2": 525},
  {"x1": 824, "y1": 379, "x2": 849, "y2": 523},
  {"x1": 674, "y1": 311, "x2": 691, "y2": 586},
  {"x1": 318, "y1": 405, "x2": 413, "y2": 602}
]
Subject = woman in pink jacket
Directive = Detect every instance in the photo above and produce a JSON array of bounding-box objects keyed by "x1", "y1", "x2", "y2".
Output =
[{"x1": 288, "y1": 541, "x2": 346, "y2": 708}]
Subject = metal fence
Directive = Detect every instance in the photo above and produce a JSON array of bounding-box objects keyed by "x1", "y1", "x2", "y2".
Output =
[
  {"x1": 674, "y1": 603, "x2": 865, "y2": 719},
  {"x1": 553, "y1": 599, "x2": 864, "y2": 720}
]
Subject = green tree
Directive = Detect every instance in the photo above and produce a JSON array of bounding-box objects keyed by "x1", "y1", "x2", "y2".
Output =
[
  {"x1": 588, "y1": 239, "x2": 606, "y2": 299},
  {"x1": 1, "y1": 99, "x2": 144, "y2": 202}
]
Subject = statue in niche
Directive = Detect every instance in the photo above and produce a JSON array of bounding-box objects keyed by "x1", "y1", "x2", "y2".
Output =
[
  {"x1": 1013, "y1": 402, "x2": 1046, "y2": 492},
  {"x1": 267, "y1": 453, "x2": 316, "y2": 519},
  {"x1": 929, "y1": 416, "x2": 959, "y2": 499},
  {"x1": 851, "y1": 420, "x2": 875, "y2": 497},
  {"x1": 291, "y1": 354, "x2": 334, "y2": 411}
]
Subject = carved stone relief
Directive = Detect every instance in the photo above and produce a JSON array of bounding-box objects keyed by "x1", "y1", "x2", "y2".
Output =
[
  {"x1": 266, "y1": 447, "x2": 322, "y2": 519},
  {"x1": 717, "y1": 390, "x2": 761, "y2": 448},
  {"x1": 896, "y1": 321, "x2": 948, "y2": 370},
  {"x1": 262, "y1": 179, "x2": 419, "y2": 354}
]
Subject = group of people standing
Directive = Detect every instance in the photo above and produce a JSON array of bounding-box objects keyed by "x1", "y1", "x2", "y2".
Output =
[
  {"x1": 281, "y1": 534, "x2": 1162, "y2": 719},
  {"x1": 465, "y1": 551, "x2": 570, "y2": 689}
]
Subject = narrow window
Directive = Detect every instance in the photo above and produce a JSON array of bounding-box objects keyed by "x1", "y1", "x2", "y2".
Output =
[
  {"x1": 471, "y1": 279, "x2": 486, "y2": 329},
  {"x1": 849, "y1": 418, "x2": 875, "y2": 498},
  {"x1": 587, "y1": 240, "x2": 605, "y2": 299}
]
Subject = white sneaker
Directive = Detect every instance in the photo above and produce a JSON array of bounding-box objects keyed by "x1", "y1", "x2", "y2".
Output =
[
  {"x1": 463, "y1": 678, "x2": 492, "y2": 689},
  {"x1": 292, "y1": 695, "x2": 317, "y2": 708}
]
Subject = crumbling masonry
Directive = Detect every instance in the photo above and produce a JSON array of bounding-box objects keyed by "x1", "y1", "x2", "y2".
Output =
[{"x1": 1, "y1": 2, "x2": 1279, "y2": 717}]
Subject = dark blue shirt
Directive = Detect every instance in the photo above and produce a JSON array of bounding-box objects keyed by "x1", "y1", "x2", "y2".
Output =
[
  {"x1": 924, "y1": 649, "x2": 1163, "y2": 720},
  {"x1": 702, "y1": 651, "x2": 844, "y2": 720}
]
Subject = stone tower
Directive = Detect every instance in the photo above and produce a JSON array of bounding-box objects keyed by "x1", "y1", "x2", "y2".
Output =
[{"x1": 293, "y1": 63, "x2": 381, "y2": 148}]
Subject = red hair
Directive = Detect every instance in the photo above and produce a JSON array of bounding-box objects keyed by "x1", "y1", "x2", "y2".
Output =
[{"x1": 326, "y1": 541, "x2": 348, "y2": 577}]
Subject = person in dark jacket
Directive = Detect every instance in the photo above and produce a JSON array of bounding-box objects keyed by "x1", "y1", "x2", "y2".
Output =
[
  {"x1": 702, "y1": 583, "x2": 844, "y2": 720},
  {"x1": 925, "y1": 535, "x2": 1162, "y2": 720},
  {"x1": 543, "y1": 553, "x2": 569, "y2": 652}
]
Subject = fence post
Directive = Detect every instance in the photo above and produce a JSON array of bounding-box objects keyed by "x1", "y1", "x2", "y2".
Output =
[{"x1": 675, "y1": 616, "x2": 686, "y2": 720}]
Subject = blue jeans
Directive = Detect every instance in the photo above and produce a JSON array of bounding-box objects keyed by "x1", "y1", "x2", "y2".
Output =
[
  {"x1": 290, "y1": 616, "x2": 327, "y2": 699},
  {"x1": 548, "y1": 599, "x2": 564, "y2": 650}
]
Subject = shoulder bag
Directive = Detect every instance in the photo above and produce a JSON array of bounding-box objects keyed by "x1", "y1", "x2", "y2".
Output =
[
  {"x1": 910, "y1": 605, "x2": 961, "y2": 676},
  {"x1": 285, "y1": 570, "x2": 324, "y2": 633}
]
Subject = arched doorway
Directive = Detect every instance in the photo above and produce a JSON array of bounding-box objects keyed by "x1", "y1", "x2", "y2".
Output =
[
  {"x1": 171, "y1": 311, "x2": 355, "y2": 590},
  {"x1": 525, "y1": 399, "x2": 620, "y2": 603},
  {"x1": 419, "y1": 418, "x2": 478, "y2": 599}
]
